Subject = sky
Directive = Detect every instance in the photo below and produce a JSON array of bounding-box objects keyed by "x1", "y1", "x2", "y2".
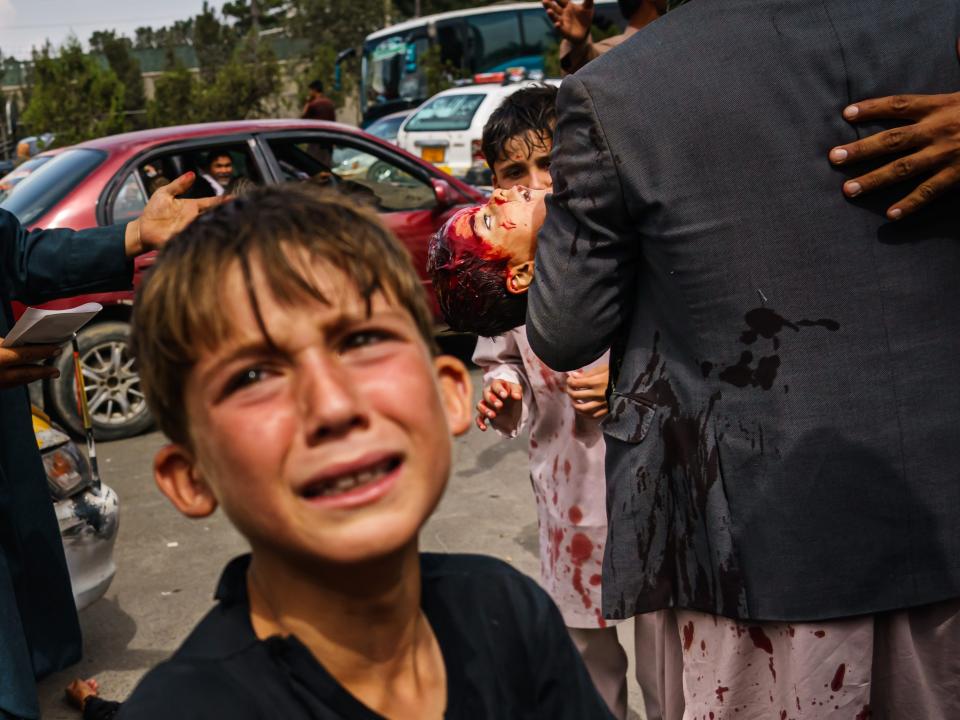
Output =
[{"x1": 0, "y1": 0, "x2": 213, "y2": 59}]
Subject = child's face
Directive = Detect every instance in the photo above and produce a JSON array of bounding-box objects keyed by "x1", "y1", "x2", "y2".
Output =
[
  {"x1": 154, "y1": 254, "x2": 471, "y2": 567},
  {"x1": 452, "y1": 185, "x2": 548, "y2": 268},
  {"x1": 492, "y1": 131, "x2": 553, "y2": 191}
]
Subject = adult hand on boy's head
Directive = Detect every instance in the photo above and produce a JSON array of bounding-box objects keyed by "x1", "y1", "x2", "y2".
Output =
[
  {"x1": 0, "y1": 342, "x2": 61, "y2": 389},
  {"x1": 125, "y1": 172, "x2": 227, "y2": 256},
  {"x1": 566, "y1": 364, "x2": 609, "y2": 419},
  {"x1": 543, "y1": 0, "x2": 594, "y2": 45},
  {"x1": 476, "y1": 379, "x2": 523, "y2": 433}
]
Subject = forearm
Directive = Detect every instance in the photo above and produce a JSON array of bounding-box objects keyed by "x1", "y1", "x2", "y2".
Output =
[
  {"x1": 3, "y1": 211, "x2": 133, "y2": 303},
  {"x1": 559, "y1": 37, "x2": 600, "y2": 75}
]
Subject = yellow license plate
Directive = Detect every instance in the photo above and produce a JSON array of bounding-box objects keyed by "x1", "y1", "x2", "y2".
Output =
[{"x1": 421, "y1": 147, "x2": 445, "y2": 163}]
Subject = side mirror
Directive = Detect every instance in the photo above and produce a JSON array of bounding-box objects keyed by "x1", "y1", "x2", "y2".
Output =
[{"x1": 431, "y1": 177, "x2": 457, "y2": 211}]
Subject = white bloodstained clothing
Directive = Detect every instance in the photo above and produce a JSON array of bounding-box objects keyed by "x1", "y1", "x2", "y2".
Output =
[{"x1": 473, "y1": 327, "x2": 612, "y2": 628}]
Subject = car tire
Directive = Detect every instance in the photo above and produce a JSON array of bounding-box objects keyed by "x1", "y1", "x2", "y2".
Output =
[
  {"x1": 47, "y1": 321, "x2": 154, "y2": 441},
  {"x1": 366, "y1": 160, "x2": 395, "y2": 183}
]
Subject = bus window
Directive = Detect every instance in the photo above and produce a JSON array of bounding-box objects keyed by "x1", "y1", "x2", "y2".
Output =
[
  {"x1": 465, "y1": 11, "x2": 523, "y2": 72},
  {"x1": 365, "y1": 35, "x2": 406, "y2": 103},
  {"x1": 520, "y1": 9, "x2": 557, "y2": 57},
  {"x1": 436, "y1": 20, "x2": 466, "y2": 71}
]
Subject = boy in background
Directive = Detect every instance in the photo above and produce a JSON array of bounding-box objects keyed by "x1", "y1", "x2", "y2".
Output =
[
  {"x1": 117, "y1": 186, "x2": 613, "y2": 719},
  {"x1": 430, "y1": 86, "x2": 630, "y2": 719}
]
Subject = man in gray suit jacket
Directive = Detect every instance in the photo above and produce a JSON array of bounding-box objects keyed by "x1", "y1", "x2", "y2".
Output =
[{"x1": 527, "y1": 0, "x2": 960, "y2": 714}]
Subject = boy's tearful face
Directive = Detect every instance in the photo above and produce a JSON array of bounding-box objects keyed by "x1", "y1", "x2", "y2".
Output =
[
  {"x1": 168, "y1": 255, "x2": 470, "y2": 566},
  {"x1": 492, "y1": 132, "x2": 553, "y2": 191}
]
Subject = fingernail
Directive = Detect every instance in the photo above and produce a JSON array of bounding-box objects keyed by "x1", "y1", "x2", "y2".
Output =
[
  {"x1": 889, "y1": 207, "x2": 903, "y2": 220},
  {"x1": 843, "y1": 105, "x2": 859, "y2": 119},
  {"x1": 845, "y1": 181, "x2": 862, "y2": 197},
  {"x1": 51, "y1": 369, "x2": 60, "y2": 379},
  {"x1": 830, "y1": 148, "x2": 848, "y2": 163}
]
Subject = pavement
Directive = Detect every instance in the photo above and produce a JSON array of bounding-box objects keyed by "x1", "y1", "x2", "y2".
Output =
[{"x1": 36, "y1": 342, "x2": 645, "y2": 718}]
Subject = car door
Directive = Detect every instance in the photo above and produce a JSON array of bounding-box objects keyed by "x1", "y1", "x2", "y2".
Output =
[{"x1": 256, "y1": 130, "x2": 474, "y2": 318}]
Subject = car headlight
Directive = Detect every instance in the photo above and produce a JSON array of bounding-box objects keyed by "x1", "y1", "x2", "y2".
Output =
[{"x1": 42, "y1": 443, "x2": 93, "y2": 500}]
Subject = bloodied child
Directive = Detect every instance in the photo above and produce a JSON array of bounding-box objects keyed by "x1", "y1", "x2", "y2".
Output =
[
  {"x1": 427, "y1": 86, "x2": 638, "y2": 720},
  {"x1": 115, "y1": 185, "x2": 613, "y2": 720}
]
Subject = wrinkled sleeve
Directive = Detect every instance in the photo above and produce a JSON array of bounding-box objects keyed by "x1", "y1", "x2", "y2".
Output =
[
  {"x1": 471, "y1": 330, "x2": 532, "y2": 438},
  {"x1": 1, "y1": 209, "x2": 132, "y2": 305},
  {"x1": 526, "y1": 74, "x2": 638, "y2": 372}
]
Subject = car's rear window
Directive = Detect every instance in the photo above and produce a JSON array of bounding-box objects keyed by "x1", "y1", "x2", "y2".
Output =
[
  {"x1": 0, "y1": 148, "x2": 107, "y2": 226},
  {"x1": 404, "y1": 94, "x2": 485, "y2": 132}
]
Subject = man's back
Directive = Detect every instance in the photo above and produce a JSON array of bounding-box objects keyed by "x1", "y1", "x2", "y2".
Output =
[{"x1": 529, "y1": 0, "x2": 960, "y2": 621}]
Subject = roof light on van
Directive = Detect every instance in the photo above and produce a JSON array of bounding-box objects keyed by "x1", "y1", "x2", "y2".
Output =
[{"x1": 473, "y1": 72, "x2": 506, "y2": 84}]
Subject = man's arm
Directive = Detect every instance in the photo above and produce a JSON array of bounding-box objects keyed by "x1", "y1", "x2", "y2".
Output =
[
  {"x1": 2, "y1": 172, "x2": 221, "y2": 304},
  {"x1": 526, "y1": 75, "x2": 637, "y2": 372}
]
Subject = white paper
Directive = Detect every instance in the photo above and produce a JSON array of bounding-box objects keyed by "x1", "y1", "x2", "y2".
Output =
[{"x1": 2, "y1": 302, "x2": 103, "y2": 348}]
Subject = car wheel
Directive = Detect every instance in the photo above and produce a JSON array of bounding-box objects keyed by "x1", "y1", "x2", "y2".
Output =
[
  {"x1": 366, "y1": 160, "x2": 395, "y2": 183},
  {"x1": 47, "y1": 321, "x2": 153, "y2": 440}
]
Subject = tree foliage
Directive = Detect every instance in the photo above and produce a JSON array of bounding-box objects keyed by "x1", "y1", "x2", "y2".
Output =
[
  {"x1": 21, "y1": 40, "x2": 126, "y2": 146},
  {"x1": 89, "y1": 30, "x2": 146, "y2": 128}
]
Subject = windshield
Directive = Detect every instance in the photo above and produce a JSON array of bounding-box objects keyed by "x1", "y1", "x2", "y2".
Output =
[
  {"x1": 0, "y1": 156, "x2": 54, "y2": 202},
  {"x1": 0, "y1": 148, "x2": 106, "y2": 226},
  {"x1": 363, "y1": 34, "x2": 411, "y2": 108},
  {"x1": 405, "y1": 94, "x2": 485, "y2": 132},
  {"x1": 366, "y1": 115, "x2": 407, "y2": 142}
]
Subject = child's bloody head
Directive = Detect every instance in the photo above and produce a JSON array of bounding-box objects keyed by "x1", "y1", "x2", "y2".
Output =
[{"x1": 427, "y1": 186, "x2": 547, "y2": 337}]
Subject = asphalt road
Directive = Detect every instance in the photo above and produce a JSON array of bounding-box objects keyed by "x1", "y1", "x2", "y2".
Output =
[{"x1": 36, "y1": 346, "x2": 644, "y2": 718}]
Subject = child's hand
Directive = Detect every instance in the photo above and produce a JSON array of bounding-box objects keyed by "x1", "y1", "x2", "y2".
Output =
[
  {"x1": 566, "y1": 364, "x2": 609, "y2": 419},
  {"x1": 476, "y1": 379, "x2": 523, "y2": 433}
]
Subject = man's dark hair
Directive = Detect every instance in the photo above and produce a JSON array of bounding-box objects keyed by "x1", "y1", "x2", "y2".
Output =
[
  {"x1": 309, "y1": 80, "x2": 325, "y2": 94},
  {"x1": 481, "y1": 84, "x2": 558, "y2": 169},
  {"x1": 206, "y1": 151, "x2": 232, "y2": 168},
  {"x1": 427, "y1": 212, "x2": 527, "y2": 338}
]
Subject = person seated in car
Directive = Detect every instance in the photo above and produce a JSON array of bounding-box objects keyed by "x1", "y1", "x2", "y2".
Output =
[{"x1": 193, "y1": 152, "x2": 235, "y2": 197}]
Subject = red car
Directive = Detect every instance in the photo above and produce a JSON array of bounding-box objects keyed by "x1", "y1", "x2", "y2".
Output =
[{"x1": 2, "y1": 120, "x2": 483, "y2": 440}]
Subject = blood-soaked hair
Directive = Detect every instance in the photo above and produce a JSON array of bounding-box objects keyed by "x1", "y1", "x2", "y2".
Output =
[
  {"x1": 481, "y1": 84, "x2": 558, "y2": 170},
  {"x1": 427, "y1": 206, "x2": 528, "y2": 338}
]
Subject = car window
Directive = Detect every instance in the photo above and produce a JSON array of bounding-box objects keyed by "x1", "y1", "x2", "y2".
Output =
[
  {"x1": 266, "y1": 137, "x2": 435, "y2": 212},
  {"x1": 111, "y1": 171, "x2": 148, "y2": 223},
  {"x1": 0, "y1": 148, "x2": 106, "y2": 226},
  {"x1": 404, "y1": 94, "x2": 485, "y2": 132},
  {"x1": 109, "y1": 143, "x2": 263, "y2": 224}
]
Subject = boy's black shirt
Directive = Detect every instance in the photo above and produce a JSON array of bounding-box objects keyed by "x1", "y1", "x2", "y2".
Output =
[{"x1": 117, "y1": 553, "x2": 613, "y2": 719}]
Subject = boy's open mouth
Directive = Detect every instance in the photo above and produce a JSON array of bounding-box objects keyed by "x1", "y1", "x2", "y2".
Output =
[{"x1": 299, "y1": 456, "x2": 403, "y2": 499}]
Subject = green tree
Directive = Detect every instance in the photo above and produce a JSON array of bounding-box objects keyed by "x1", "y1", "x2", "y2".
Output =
[
  {"x1": 146, "y1": 50, "x2": 200, "y2": 127},
  {"x1": 193, "y1": 3, "x2": 230, "y2": 83},
  {"x1": 222, "y1": 0, "x2": 287, "y2": 35},
  {"x1": 197, "y1": 36, "x2": 280, "y2": 122},
  {"x1": 89, "y1": 30, "x2": 146, "y2": 129},
  {"x1": 21, "y1": 40, "x2": 126, "y2": 145}
]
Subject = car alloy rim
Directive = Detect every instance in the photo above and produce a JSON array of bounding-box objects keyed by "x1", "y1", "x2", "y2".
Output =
[{"x1": 80, "y1": 341, "x2": 146, "y2": 426}]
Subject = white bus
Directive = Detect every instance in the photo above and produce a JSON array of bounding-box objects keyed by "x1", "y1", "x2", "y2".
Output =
[{"x1": 348, "y1": 2, "x2": 624, "y2": 125}]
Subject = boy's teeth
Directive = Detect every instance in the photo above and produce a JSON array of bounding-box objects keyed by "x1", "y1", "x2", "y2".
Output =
[{"x1": 306, "y1": 460, "x2": 395, "y2": 498}]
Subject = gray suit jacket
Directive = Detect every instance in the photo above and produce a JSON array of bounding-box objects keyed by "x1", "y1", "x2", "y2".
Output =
[{"x1": 528, "y1": 0, "x2": 960, "y2": 622}]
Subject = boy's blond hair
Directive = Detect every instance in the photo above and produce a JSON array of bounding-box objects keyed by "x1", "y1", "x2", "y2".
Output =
[{"x1": 131, "y1": 184, "x2": 437, "y2": 446}]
